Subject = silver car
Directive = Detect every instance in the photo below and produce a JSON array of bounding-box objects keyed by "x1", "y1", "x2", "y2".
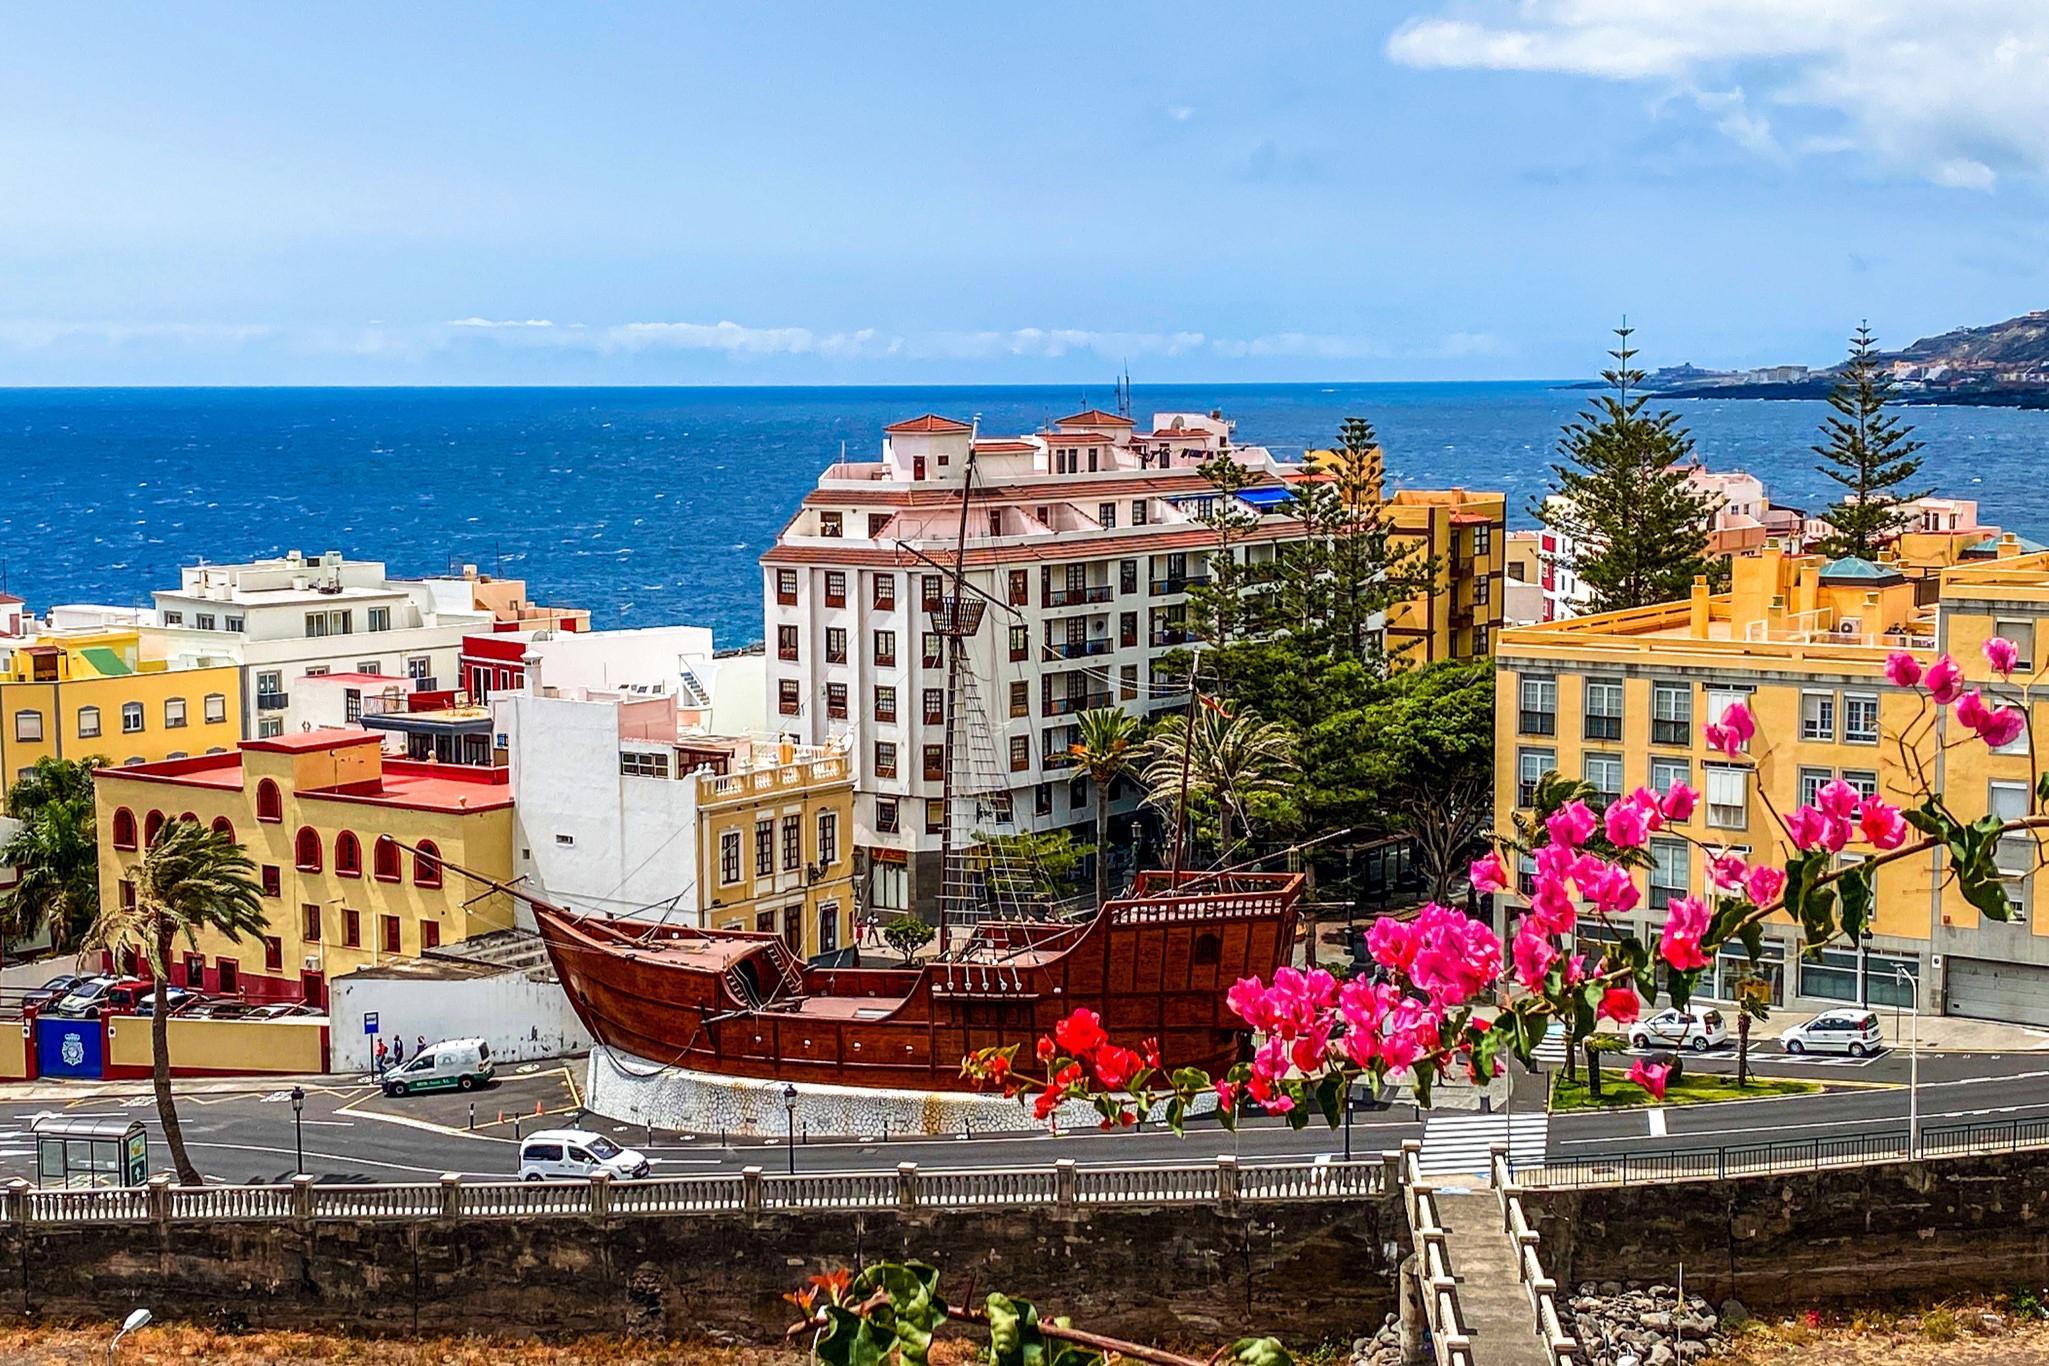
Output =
[
  {"x1": 1628, "y1": 1005, "x2": 1728, "y2": 1053},
  {"x1": 1779, "y1": 1009, "x2": 1884, "y2": 1057}
]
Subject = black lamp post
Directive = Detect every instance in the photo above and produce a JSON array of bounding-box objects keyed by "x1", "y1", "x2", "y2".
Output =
[
  {"x1": 1342, "y1": 1076, "x2": 1353, "y2": 1162},
  {"x1": 782, "y1": 1083, "x2": 798, "y2": 1174},
  {"x1": 290, "y1": 1086, "x2": 306, "y2": 1176}
]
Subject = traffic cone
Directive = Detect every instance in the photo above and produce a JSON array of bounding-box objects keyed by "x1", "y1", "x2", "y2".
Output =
[{"x1": 535, "y1": 1101, "x2": 544, "y2": 1116}]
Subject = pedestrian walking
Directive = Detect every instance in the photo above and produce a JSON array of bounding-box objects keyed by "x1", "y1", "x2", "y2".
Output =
[
  {"x1": 374, "y1": 1038, "x2": 388, "y2": 1078},
  {"x1": 416, "y1": 1034, "x2": 427, "y2": 1058},
  {"x1": 391, "y1": 1035, "x2": 405, "y2": 1066}
]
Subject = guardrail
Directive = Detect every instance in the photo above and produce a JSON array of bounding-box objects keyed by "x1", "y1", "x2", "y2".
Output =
[
  {"x1": 1399, "y1": 1141, "x2": 1475, "y2": 1366},
  {"x1": 0, "y1": 1155, "x2": 1389, "y2": 1228},
  {"x1": 1490, "y1": 1144, "x2": 1581, "y2": 1365}
]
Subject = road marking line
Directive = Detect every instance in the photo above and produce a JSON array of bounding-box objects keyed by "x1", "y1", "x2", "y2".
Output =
[{"x1": 1648, "y1": 1109, "x2": 1667, "y2": 1138}]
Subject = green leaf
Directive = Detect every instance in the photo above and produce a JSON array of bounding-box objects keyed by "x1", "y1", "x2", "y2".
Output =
[
  {"x1": 814, "y1": 1304, "x2": 893, "y2": 1366},
  {"x1": 1226, "y1": 1338, "x2": 1293, "y2": 1366},
  {"x1": 1314, "y1": 1072, "x2": 1345, "y2": 1130},
  {"x1": 1781, "y1": 850, "x2": 1838, "y2": 948},
  {"x1": 1666, "y1": 965, "x2": 1705, "y2": 1011},
  {"x1": 848, "y1": 1263, "x2": 947, "y2": 1366},
  {"x1": 1411, "y1": 1066, "x2": 1434, "y2": 1110},
  {"x1": 1838, "y1": 862, "x2": 1875, "y2": 943},
  {"x1": 2036, "y1": 770, "x2": 2049, "y2": 813}
]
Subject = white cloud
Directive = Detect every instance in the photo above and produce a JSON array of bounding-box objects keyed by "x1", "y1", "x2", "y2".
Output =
[
  {"x1": 1167, "y1": 105, "x2": 1196, "y2": 122},
  {"x1": 447, "y1": 317, "x2": 555, "y2": 328},
  {"x1": 1386, "y1": 2, "x2": 2049, "y2": 188}
]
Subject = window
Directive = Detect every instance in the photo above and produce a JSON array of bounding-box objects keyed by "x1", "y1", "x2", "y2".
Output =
[
  {"x1": 1649, "y1": 757, "x2": 1690, "y2": 803},
  {"x1": 921, "y1": 575, "x2": 943, "y2": 610},
  {"x1": 111, "y1": 808, "x2": 137, "y2": 849},
  {"x1": 203, "y1": 693, "x2": 227, "y2": 725},
  {"x1": 1993, "y1": 780, "x2": 2033, "y2": 917},
  {"x1": 874, "y1": 630, "x2": 897, "y2": 667},
  {"x1": 1800, "y1": 691, "x2": 1836, "y2": 742},
  {"x1": 210, "y1": 815, "x2": 235, "y2": 843},
  {"x1": 873, "y1": 574, "x2": 896, "y2": 610},
  {"x1": 1843, "y1": 693, "x2": 1880, "y2": 745},
  {"x1": 344, "y1": 689, "x2": 363, "y2": 724},
  {"x1": 820, "y1": 512, "x2": 844, "y2": 539},
  {"x1": 1035, "y1": 783, "x2": 1053, "y2": 817},
  {"x1": 76, "y1": 706, "x2": 101, "y2": 739},
  {"x1": 1008, "y1": 626, "x2": 1029, "y2": 662},
  {"x1": 1098, "y1": 502, "x2": 1117, "y2": 529},
  {"x1": 777, "y1": 625, "x2": 800, "y2": 662},
  {"x1": 1796, "y1": 767, "x2": 1831, "y2": 809},
  {"x1": 782, "y1": 814, "x2": 801, "y2": 871},
  {"x1": 1583, "y1": 753, "x2": 1624, "y2": 805},
  {"x1": 263, "y1": 936, "x2": 283, "y2": 972},
  {"x1": 1841, "y1": 770, "x2": 1878, "y2": 801},
  {"x1": 922, "y1": 632, "x2": 944, "y2": 669},
  {"x1": 256, "y1": 779, "x2": 283, "y2": 823},
  {"x1": 1705, "y1": 764, "x2": 1748, "y2": 829},
  {"x1": 874, "y1": 686, "x2": 897, "y2": 723},
  {"x1": 825, "y1": 683, "x2": 849, "y2": 719},
  {"x1": 1798, "y1": 946, "x2": 1919, "y2": 1007},
  {"x1": 226, "y1": 616, "x2": 244, "y2": 633},
  {"x1": 874, "y1": 741, "x2": 898, "y2": 778},
  {"x1": 817, "y1": 811, "x2": 838, "y2": 867},
  {"x1": 1516, "y1": 748, "x2": 1555, "y2": 808},
  {"x1": 1651, "y1": 683, "x2": 1691, "y2": 746},
  {"x1": 1009, "y1": 680, "x2": 1029, "y2": 718},
  {"x1": 1705, "y1": 687, "x2": 1752, "y2": 748},
  {"x1": 367, "y1": 607, "x2": 391, "y2": 632},
  {"x1": 775, "y1": 569, "x2": 798, "y2": 606},
  {"x1": 755, "y1": 820, "x2": 774, "y2": 877},
  {"x1": 1120, "y1": 559, "x2": 1139, "y2": 595},
  {"x1": 1474, "y1": 523, "x2": 1492, "y2": 556},
  {"x1": 407, "y1": 656, "x2": 430, "y2": 683},
  {"x1": 121, "y1": 701, "x2": 144, "y2": 733},
  {"x1": 303, "y1": 609, "x2": 350, "y2": 637},
  {"x1": 332, "y1": 830, "x2": 361, "y2": 877},
  {"x1": 119, "y1": 880, "x2": 137, "y2": 910},
  {"x1": 1583, "y1": 680, "x2": 1623, "y2": 741},
  {"x1": 1008, "y1": 571, "x2": 1029, "y2": 607},
  {"x1": 822, "y1": 627, "x2": 846, "y2": 664},
  {"x1": 720, "y1": 831, "x2": 742, "y2": 884},
  {"x1": 218, "y1": 959, "x2": 240, "y2": 994},
  {"x1": 258, "y1": 718, "x2": 284, "y2": 738},
  {"x1": 1648, "y1": 838, "x2": 1688, "y2": 910},
  {"x1": 162, "y1": 611, "x2": 183, "y2": 626},
  {"x1": 295, "y1": 827, "x2": 322, "y2": 872},
  {"x1": 374, "y1": 836, "x2": 401, "y2": 882},
  {"x1": 1518, "y1": 677, "x2": 1557, "y2": 735},
  {"x1": 144, "y1": 810, "x2": 166, "y2": 846},
  {"x1": 1132, "y1": 501, "x2": 1148, "y2": 528},
  {"x1": 1995, "y1": 619, "x2": 2036, "y2": 672},
  {"x1": 413, "y1": 840, "x2": 441, "y2": 887},
  {"x1": 1474, "y1": 576, "x2": 1490, "y2": 606},
  {"x1": 925, "y1": 798, "x2": 945, "y2": 835},
  {"x1": 343, "y1": 909, "x2": 362, "y2": 947},
  {"x1": 1010, "y1": 735, "x2": 1031, "y2": 772},
  {"x1": 777, "y1": 678, "x2": 801, "y2": 716},
  {"x1": 923, "y1": 744, "x2": 945, "y2": 781},
  {"x1": 12, "y1": 709, "x2": 41, "y2": 743},
  {"x1": 382, "y1": 915, "x2": 402, "y2": 954},
  {"x1": 1120, "y1": 663, "x2": 1138, "y2": 700},
  {"x1": 302, "y1": 905, "x2": 321, "y2": 941},
  {"x1": 825, "y1": 571, "x2": 847, "y2": 607},
  {"x1": 922, "y1": 688, "x2": 944, "y2": 725},
  {"x1": 620, "y1": 750, "x2": 670, "y2": 778},
  {"x1": 875, "y1": 798, "x2": 900, "y2": 834}
]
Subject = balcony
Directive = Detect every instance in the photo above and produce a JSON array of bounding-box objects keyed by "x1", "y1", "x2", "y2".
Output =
[
  {"x1": 1047, "y1": 639, "x2": 1112, "y2": 659},
  {"x1": 1149, "y1": 628, "x2": 1190, "y2": 648},
  {"x1": 256, "y1": 692, "x2": 290, "y2": 712},
  {"x1": 1148, "y1": 575, "x2": 1210, "y2": 596},
  {"x1": 1046, "y1": 585, "x2": 1114, "y2": 608},
  {"x1": 1045, "y1": 691, "x2": 1114, "y2": 717}
]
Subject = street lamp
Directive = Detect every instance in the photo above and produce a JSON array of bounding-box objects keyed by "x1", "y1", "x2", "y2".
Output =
[
  {"x1": 290, "y1": 1086, "x2": 306, "y2": 1176},
  {"x1": 1342, "y1": 1075, "x2": 1353, "y2": 1161},
  {"x1": 108, "y1": 1307, "x2": 151, "y2": 1362},
  {"x1": 782, "y1": 1083, "x2": 798, "y2": 1175},
  {"x1": 1895, "y1": 967, "x2": 1920, "y2": 1158}
]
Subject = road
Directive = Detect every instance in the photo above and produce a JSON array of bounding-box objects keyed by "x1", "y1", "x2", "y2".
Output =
[{"x1": 3, "y1": 1042, "x2": 2045, "y2": 1185}]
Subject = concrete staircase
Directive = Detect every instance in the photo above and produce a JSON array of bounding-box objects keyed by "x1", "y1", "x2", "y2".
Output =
[{"x1": 1430, "y1": 1189, "x2": 1555, "y2": 1366}]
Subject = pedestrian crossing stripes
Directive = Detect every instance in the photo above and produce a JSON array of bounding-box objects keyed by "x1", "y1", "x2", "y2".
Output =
[
  {"x1": 1532, "y1": 1022, "x2": 1568, "y2": 1066},
  {"x1": 1416, "y1": 1111, "x2": 1549, "y2": 1179}
]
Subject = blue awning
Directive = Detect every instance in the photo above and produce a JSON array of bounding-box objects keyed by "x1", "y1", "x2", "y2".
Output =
[{"x1": 1236, "y1": 486, "x2": 1294, "y2": 510}]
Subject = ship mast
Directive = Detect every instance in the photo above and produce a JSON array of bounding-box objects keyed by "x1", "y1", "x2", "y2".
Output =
[{"x1": 934, "y1": 423, "x2": 986, "y2": 933}]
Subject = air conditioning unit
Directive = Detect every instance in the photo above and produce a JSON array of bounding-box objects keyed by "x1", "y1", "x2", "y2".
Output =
[{"x1": 303, "y1": 956, "x2": 322, "y2": 972}]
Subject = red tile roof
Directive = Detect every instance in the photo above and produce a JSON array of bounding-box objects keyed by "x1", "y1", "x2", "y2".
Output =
[
  {"x1": 972, "y1": 439, "x2": 1038, "y2": 453},
  {"x1": 883, "y1": 414, "x2": 974, "y2": 434},
  {"x1": 1040, "y1": 431, "x2": 1119, "y2": 444},
  {"x1": 1055, "y1": 409, "x2": 1136, "y2": 428},
  {"x1": 242, "y1": 728, "x2": 383, "y2": 755}
]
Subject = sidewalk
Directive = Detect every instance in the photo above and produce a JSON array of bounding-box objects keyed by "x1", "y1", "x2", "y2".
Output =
[{"x1": 0, "y1": 1072, "x2": 359, "y2": 1103}]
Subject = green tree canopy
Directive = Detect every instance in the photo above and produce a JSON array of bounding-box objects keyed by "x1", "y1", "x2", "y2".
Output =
[
  {"x1": 1348, "y1": 662, "x2": 1495, "y2": 903},
  {"x1": 0, "y1": 755, "x2": 107, "y2": 953},
  {"x1": 1140, "y1": 705, "x2": 1297, "y2": 862},
  {"x1": 1059, "y1": 707, "x2": 1142, "y2": 907},
  {"x1": 1813, "y1": 324, "x2": 1929, "y2": 560}
]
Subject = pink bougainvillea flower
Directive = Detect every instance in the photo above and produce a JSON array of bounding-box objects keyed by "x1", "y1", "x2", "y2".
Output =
[
  {"x1": 1545, "y1": 799, "x2": 1598, "y2": 851},
  {"x1": 1580, "y1": 862, "x2": 1641, "y2": 917},
  {"x1": 1884, "y1": 651, "x2": 1923, "y2": 689},
  {"x1": 1660, "y1": 781, "x2": 1699, "y2": 823},
  {"x1": 1511, "y1": 919, "x2": 1559, "y2": 990},
  {"x1": 1408, "y1": 903, "x2": 1503, "y2": 1007},
  {"x1": 1710, "y1": 852, "x2": 1748, "y2": 890},
  {"x1": 1053, "y1": 1008, "x2": 1108, "y2": 1055},
  {"x1": 1745, "y1": 864, "x2": 1787, "y2": 907},
  {"x1": 1090, "y1": 1044, "x2": 1144, "y2": 1091},
  {"x1": 1604, "y1": 793, "x2": 1654, "y2": 849},
  {"x1": 1980, "y1": 706, "x2": 2027, "y2": 750},
  {"x1": 1985, "y1": 636, "x2": 2022, "y2": 679},
  {"x1": 1704, "y1": 722, "x2": 1737, "y2": 757},
  {"x1": 1597, "y1": 987, "x2": 1641, "y2": 1025},
  {"x1": 1469, "y1": 850, "x2": 1511, "y2": 896},
  {"x1": 1527, "y1": 873, "x2": 1577, "y2": 935},
  {"x1": 1924, "y1": 654, "x2": 1965, "y2": 705},
  {"x1": 1816, "y1": 778, "x2": 1863, "y2": 822},
  {"x1": 1628, "y1": 1058, "x2": 1673, "y2": 1101},
  {"x1": 1821, "y1": 816, "x2": 1853, "y2": 855},
  {"x1": 1785, "y1": 804, "x2": 1830, "y2": 851},
  {"x1": 1956, "y1": 689, "x2": 1992, "y2": 732},
  {"x1": 1720, "y1": 701, "x2": 1756, "y2": 744},
  {"x1": 1859, "y1": 801, "x2": 1908, "y2": 851},
  {"x1": 1658, "y1": 895, "x2": 1712, "y2": 971}
]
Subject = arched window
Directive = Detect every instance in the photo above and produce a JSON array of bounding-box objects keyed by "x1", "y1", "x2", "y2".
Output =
[
  {"x1": 335, "y1": 831, "x2": 362, "y2": 878},
  {"x1": 1193, "y1": 932, "x2": 1222, "y2": 967},
  {"x1": 211, "y1": 816, "x2": 236, "y2": 843},
  {"x1": 111, "y1": 808, "x2": 138, "y2": 851},
  {"x1": 143, "y1": 810, "x2": 166, "y2": 846},
  {"x1": 295, "y1": 827, "x2": 322, "y2": 872},
  {"x1": 373, "y1": 836, "x2": 402, "y2": 882},
  {"x1": 178, "y1": 811, "x2": 197, "y2": 826},
  {"x1": 413, "y1": 839, "x2": 443, "y2": 888},
  {"x1": 256, "y1": 779, "x2": 283, "y2": 823}
]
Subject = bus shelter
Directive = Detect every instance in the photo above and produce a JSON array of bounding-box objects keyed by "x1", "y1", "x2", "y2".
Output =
[{"x1": 31, "y1": 1115, "x2": 149, "y2": 1188}]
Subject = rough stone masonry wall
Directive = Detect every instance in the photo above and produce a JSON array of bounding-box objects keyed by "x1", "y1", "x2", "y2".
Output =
[
  {"x1": 1528, "y1": 1150, "x2": 2049, "y2": 1313},
  {"x1": 0, "y1": 1200, "x2": 1403, "y2": 1345}
]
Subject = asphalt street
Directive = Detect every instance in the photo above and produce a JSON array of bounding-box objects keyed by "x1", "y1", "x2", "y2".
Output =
[{"x1": 3, "y1": 1039, "x2": 2046, "y2": 1185}]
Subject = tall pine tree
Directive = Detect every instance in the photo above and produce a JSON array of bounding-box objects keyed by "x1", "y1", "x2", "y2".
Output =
[
  {"x1": 1813, "y1": 324, "x2": 1928, "y2": 561},
  {"x1": 1538, "y1": 325, "x2": 1718, "y2": 614}
]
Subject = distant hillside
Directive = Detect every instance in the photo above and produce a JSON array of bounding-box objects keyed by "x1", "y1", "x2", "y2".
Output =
[{"x1": 1889, "y1": 310, "x2": 2049, "y2": 367}]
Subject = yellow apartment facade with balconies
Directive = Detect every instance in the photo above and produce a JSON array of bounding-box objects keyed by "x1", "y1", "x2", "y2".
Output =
[
  {"x1": 1, "y1": 627, "x2": 241, "y2": 782},
  {"x1": 1494, "y1": 546, "x2": 2049, "y2": 1022}
]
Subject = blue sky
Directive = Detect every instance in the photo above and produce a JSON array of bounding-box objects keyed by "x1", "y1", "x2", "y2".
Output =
[{"x1": 2, "y1": 2, "x2": 2045, "y2": 384}]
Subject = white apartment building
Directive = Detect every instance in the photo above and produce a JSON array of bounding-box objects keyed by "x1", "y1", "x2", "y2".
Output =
[
  {"x1": 1536, "y1": 466, "x2": 1772, "y2": 622},
  {"x1": 762, "y1": 408, "x2": 1310, "y2": 921}
]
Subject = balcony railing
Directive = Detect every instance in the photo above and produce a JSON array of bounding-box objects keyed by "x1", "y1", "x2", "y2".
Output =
[
  {"x1": 1045, "y1": 691, "x2": 1114, "y2": 717},
  {"x1": 1149, "y1": 629, "x2": 1190, "y2": 648},
  {"x1": 1046, "y1": 639, "x2": 1111, "y2": 659},
  {"x1": 1148, "y1": 575, "x2": 1210, "y2": 596},
  {"x1": 255, "y1": 692, "x2": 290, "y2": 712},
  {"x1": 1046, "y1": 585, "x2": 1113, "y2": 607}
]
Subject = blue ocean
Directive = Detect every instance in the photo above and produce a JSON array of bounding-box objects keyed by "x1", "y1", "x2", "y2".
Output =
[{"x1": 4, "y1": 384, "x2": 2046, "y2": 646}]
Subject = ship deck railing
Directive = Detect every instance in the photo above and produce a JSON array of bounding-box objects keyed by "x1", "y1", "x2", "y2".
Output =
[{"x1": 0, "y1": 1155, "x2": 1394, "y2": 1226}]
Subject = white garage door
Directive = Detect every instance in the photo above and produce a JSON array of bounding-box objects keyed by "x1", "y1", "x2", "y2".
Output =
[{"x1": 1945, "y1": 956, "x2": 2049, "y2": 1028}]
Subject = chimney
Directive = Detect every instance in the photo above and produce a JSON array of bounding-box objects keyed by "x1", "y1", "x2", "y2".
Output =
[
  {"x1": 523, "y1": 650, "x2": 543, "y2": 697},
  {"x1": 1688, "y1": 575, "x2": 1710, "y2": 638}
]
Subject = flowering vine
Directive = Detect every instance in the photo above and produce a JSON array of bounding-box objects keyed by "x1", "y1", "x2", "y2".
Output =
[{"x1": 965, "y1": 639, "x2": 2049, "y2": 1116}]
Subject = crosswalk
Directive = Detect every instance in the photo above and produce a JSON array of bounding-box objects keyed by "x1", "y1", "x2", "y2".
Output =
[
  {"x1": 1532, "y1": 1022, "x2": 1568, "y2": 1067},
  {"x1": 1416, "y1": 1111, "x2": 1549, "y2": 1179}
]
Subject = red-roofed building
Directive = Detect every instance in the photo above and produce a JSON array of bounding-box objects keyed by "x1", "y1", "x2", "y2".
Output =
[{"x1": 94, "y1": 731, "x2": 517, "y2": 1005}]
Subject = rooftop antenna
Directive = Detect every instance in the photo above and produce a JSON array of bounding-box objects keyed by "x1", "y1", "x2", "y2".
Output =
[{"x1": 1116, "y1": 363, "x2": 1133, "y2": 420}]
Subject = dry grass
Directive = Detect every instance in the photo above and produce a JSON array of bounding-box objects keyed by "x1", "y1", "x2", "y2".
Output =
[
  {"x1": 1711, "y1": 1300, "x2": 2049, "y2": 1364},
  {"x1": 0, "y1": 1322, "x2": 812, "y2": 1366}
]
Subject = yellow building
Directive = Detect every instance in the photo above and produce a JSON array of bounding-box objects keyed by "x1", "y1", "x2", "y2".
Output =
[
  {"x1": 1, "y1": 627, "x2": 241, "y2": 781},
  {"x1": 1493, "y1": 545, "x2": 2049, "y2": 1021},
  {"x1": 93, "y1": 729, "x2": 516, "y2": 1006},
  {"x1": 695, "y1": 740, "x2": 858, "y2": 958}
]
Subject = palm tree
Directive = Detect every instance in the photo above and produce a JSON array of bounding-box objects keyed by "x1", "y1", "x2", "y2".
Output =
[
  {"x1": 0, "y1": 756, "x2": 106, "y2": 955},
  {"x1": 1140, "y1": 705, "x2": 1297, "y2": 861},
  {"x1": 87, "y1": 817, "x2": 266, "y2": 1185},
  {"x1": 1062, "y1": 707, "x2": 1142, "y2": 907}
]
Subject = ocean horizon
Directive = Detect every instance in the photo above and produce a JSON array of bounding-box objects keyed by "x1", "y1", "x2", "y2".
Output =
[{"x1": 7, "y1": 381, "x2": 2046, "y2": 647}]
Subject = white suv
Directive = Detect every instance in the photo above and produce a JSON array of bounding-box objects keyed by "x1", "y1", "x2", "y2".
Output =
[
  {"x1": 1780, "y1": 1009, "x2": 1884, "y2": 1057},
  {"x1": 1628, "y1": 1005, "x2": 1728, "y2": 1053}
]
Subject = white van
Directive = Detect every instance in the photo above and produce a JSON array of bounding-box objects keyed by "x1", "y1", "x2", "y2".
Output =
[
  {"x1": 518, "y1": 1128, "x2": 651, "y2": 1181},
  {"x1": 381, "y1": 1038, "x2": 494, "y2": 1096}
]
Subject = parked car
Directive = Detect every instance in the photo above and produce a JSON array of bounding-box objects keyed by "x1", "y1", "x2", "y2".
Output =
[
  {"x1": 381, "y1": 1037, "x2": 494, "y2": 1096},
  {"x1": 20, "y1": 974, "x2": 88, "y2": 1011},
  {"x1": 128, "y1": 987, "x2": 205, "y2": 1017},
  {"x1": 1779, "y1": 1009, "x2": 1884, "y2": 1057},
  {"x1": 247, "y1": 1002, "x2": 323, "y2": 1020},
  {"x1": 1628, "y1": 1005, "x2": 1728, "y2": 1053},
  {"x1": 192, "y1": 1001, "x2": 258, "y2": 1020},
  {"x1": 48, "y1": 976, "x2": 147, "y2": 1018},
  {"x1": 517, "y1": 1129, "x2": 650, "y2": 1182}
]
